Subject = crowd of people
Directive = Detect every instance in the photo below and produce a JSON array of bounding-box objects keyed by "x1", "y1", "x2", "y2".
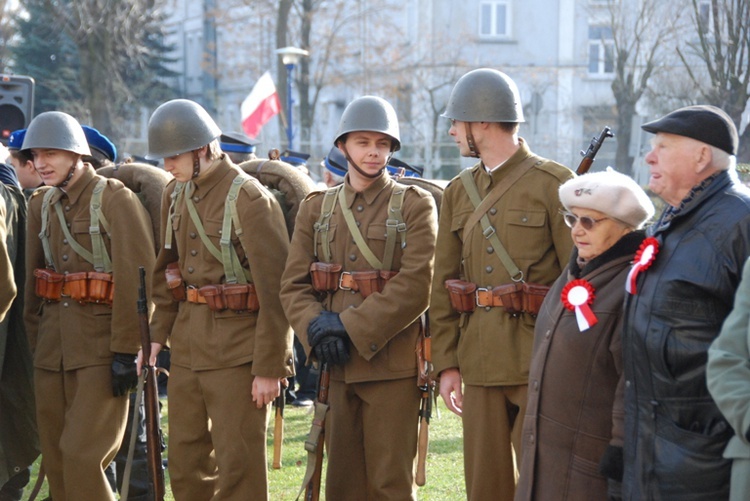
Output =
[{"x1": 0, "y1": 66, "x2": 748, "y2": 501}]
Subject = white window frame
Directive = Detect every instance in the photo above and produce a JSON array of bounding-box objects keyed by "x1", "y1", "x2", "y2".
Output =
[
  {"x1": 479, "y1": 1, "x2": 512, "y2": 39},
  {"x1": 588, "y1": 25, "x2": 615, "y2": 76}
]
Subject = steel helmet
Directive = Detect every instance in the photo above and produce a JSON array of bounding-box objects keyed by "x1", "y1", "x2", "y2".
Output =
[
  {"x1": 21, "y1": 111, "x2": 91, "y2": 156},
  {"x1": 442, "y1": 68, "x2": 525, "y2": 123},
  {"x1": 146, "y1": 99, "x2": 222, "y2": 159},
  {"x1": 334, "y1": 96, "x2": 401, "y2": 151}
]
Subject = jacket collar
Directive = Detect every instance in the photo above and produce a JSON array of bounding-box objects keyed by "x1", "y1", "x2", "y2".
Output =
[
  {"x1": 569, "y1": 230, "x2": 646, "y2": 279},
  {"x1": 342, "y1": 170, "x2": 391, "y2": 206},
  {"x1": 190, "y1": 154, "x2": 236, "y2": 198},
  {"x1": 57, "y1": 163, "x2": 97, "y2": 205}
]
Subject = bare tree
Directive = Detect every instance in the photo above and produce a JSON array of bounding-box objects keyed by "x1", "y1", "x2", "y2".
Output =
[
  {"x1": 601, "y1": 0, "x2": 683, "y2": 173},
  {"x1": 0, "y1": 0, "x2": 15, "y2": 70},
  {"x1": 677, "y1": 0, "x2": 750, "y2": 162}
]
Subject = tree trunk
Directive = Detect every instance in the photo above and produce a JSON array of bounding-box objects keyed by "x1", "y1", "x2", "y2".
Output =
[{"x1": 276, "y1": 0, "x2": 293, "y2": 149}]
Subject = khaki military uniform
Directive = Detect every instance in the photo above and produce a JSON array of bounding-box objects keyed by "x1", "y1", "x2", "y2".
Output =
[
  {"x1": 281, "y1": 172, "x2": 437, "y2": 500},
  {"x1": 430, "y1": 139, "x2": 573, "y2": 501},
  {"x1": 23, "y1": 164, "x2": 155, "y2": 501},
  {"x1": 150, "y1": 155, "x2": 293, "y2": 501}
]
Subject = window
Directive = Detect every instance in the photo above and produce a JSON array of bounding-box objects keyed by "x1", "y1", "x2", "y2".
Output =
[
  {"x1": 480, "y1": 1, "x2": 511, "y2": 38},
  {"x1": 588, "y1": 26, "x2": 614, "y2": 75},
  {"x1": 698, "y1": 0, "x2": 712, "y2": 34}
]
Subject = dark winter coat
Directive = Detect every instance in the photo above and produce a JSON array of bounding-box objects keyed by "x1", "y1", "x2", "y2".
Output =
[{"x1": 622, "y1": 170, "x2": 750, "y2": 500}]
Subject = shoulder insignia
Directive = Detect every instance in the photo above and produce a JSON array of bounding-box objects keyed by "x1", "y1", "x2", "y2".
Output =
[{"x1": 303, "y1": 190, "x2": 326, "y2": 202}]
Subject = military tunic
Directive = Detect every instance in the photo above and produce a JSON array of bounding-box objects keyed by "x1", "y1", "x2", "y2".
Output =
[
  {"x1": 23, "y1": 164, "x2": 156, "y2": 501},
  {"x1": 281, "y1": 172, "x2": 437, "y2": 500},
  {"x1": 150, "y1": 155, "x2": 293, "y2": 500},
  {"x1": 430, "y1": 139, "x2": 573, "y2": 500}
]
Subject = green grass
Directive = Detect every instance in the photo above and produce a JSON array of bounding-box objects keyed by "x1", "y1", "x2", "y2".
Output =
[{"x1": 22, "y1": 398, "x2": 466, "y2": 500}]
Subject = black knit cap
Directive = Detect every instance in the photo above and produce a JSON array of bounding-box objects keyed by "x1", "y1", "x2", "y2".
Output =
[{"x1": 641, "y1": 105, "x2": 738, "y2": 155}]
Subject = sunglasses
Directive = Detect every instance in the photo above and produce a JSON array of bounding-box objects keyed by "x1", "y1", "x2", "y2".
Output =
[{"x1": 563, "y1": 211, "x2": 608, "y2": 230}]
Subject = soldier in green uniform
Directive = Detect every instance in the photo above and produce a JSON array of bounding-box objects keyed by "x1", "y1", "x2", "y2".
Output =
[
  {"x1": 141, "y1": 99, "x2": 294, "y2": 500},
  {"x1": 22, "y1": 111, "x2": 156, "y2": 501},
  {"x1": 281, "y1": 96, "x2": 438, "y2": 500},
  {"x1": 429, "y1": 69, "x2": 574, "y2": 500}
]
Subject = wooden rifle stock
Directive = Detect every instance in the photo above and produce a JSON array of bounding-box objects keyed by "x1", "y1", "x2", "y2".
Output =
[
  {"x1": 416, "y1": 313, "x2": 434, "y2": 487},
  {"x1": 138, "y1": 267, "x2": 165, "y2": 501},
  {"x1": 577, "y1": 126, "x2": 614, "y2": 175},
  {"x1": 303, "y1": 363, "x2": 330, "y2": 501},
  {"x1": 272, "y1": 393, "x2": 285, "y2": 469}
]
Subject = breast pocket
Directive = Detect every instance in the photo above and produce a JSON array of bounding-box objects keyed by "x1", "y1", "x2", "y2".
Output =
[
  {"x1": 71, "y1": 219, "x2": 95, "y2": 266},
  {"x1": 450, "y1": 210, "x2": 473, "y2": 243},
  {"x1": 504, "y1": 209, "x2": 547, "y2": 263},
  {"x1": 365, "y1": 223, "x2": 388, "y2": 262},
  {"x1": 202, "y1": 218, "x2": 243, "y2": 265}
]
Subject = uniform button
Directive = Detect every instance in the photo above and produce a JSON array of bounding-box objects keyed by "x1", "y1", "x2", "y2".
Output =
[
  {"x1": 286, "y1": 357, "x2": 294, "y2": 365},
  {"x1": 485, "y1": 306, "x2": 491, "y2": 312},
  {"x1": 485, "y1": 266, "x2": 493, "y2": 273},
  {"x1": 193, "y1": 196, "x2": 200, "y2": 202},
  {"x1": 370, "y1": 343, "x2": 378, "y2": 352},
  {"x1": 190, "y1": 232, "x2": 197, "y2": 239},
  {"x1": 356, "y1": 221, "x2": 361, "y2": 227},
  {"x1": 545, "y1": 329, "x2": 551, "y2": 339},
  {"x1": 529, "y1": 434, "x2": 535, "y2": 444},
  {"x1": 489, "y1": 208, "x2": 497, "y2": 215},
  {"x1": 63, "y1": 302, "x2": 69, "y2": 307},
  {"x1": 190, "y1": 250, "x2": 198, "y2": 256},
  {"x1": 63, "y1": 238, "x2": 68, "y2": 245},
  {"x1": 218, "y1": 229, "x2": 222, "y2": 234},
  {"x1": 65, "y1": 205, "x2": 71, "y2": 211},
  {"x1": 12, "y1": 466, "x2": 19, "y2": 472},
  {"x1": 533, "y1": 380, "x2": 539, "y2": 390},
  {"x1": 349, "y1": 254, "x2": 357, "y2": 261},
  {"x1": 487, "y1": 246, "x2": 494, "y2": 254},
  {"x1": 62, "y1": 255, "x2": 69, "y2": 261},
  {"x1": 522, "y1": 216, "x2": 528, "y2": 222},
  {"x1": 356, "y1": 205, "x2": 364, "y2": 212},
  {"x1": 187, "y1": 267, "x2": 194, "y2": 273}
]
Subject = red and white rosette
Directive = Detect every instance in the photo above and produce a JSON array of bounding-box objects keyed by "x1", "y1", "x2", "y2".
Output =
[
  {"x1": 561, "y1": 279, "x2": 598, "y2": 332},
  {"x1": 626, "y1": 237, "x2": 659, "y2": 295}
]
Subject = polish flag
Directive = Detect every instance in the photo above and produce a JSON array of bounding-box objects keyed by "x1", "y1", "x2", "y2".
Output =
[{"x1": 241, "y1": 71, "x2": 281, "y2": 138}]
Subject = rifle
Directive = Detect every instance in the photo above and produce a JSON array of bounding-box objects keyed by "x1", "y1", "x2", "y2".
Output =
[
  {"x1": 272, "y1": 390, "x2": 285, "y2": 469},
  {"x1": 577, "y1": 126, "x2": 614, "y2": 175},
  {"x1": 415, "y1": 313, "x2": 435, "y2": 487},
  {"x1": 137, "y1": 267, "x2": 166, "y2": 501},
  {"x1": 299, "y1": 362, "x2": 330, "y2": 501}
]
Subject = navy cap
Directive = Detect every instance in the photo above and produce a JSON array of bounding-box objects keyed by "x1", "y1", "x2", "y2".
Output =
[
  {"x1": 641, "y1": 105, "x2": 738, "y2": 155},
  {"x1": 387, "y1": 157, "x2": 423, "y2": 178},
  {"x1": 220, "y1": 131, "x2": 258, "y2": 154},
  {"x1": 280, "y1": 150, "x2": 310, "y2": 167},
  {"x1": 323, "y1": 147, "x2": 347, "y2": 176},
  {"x1": 82, "y1": 126, "x2": 117, "y2": 161},
  {"x1": 7, "y1": 129, "x2": 26, "y2": 151}
]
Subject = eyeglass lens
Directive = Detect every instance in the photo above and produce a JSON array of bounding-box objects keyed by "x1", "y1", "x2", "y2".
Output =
[{"x1": 564, "y1": 213, "x2": 598, "y2": 230}]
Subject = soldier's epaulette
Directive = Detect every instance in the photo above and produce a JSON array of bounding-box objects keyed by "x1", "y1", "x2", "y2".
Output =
[
  {"x1": 30, "y1": 186, "x2": 51, "y2": 198},
  {"x1": 303, "y1": 190, "x2": 326, "y2": 202},
  {"x1": 532, "y1": 158, "x2": 574, "y2": 182}
]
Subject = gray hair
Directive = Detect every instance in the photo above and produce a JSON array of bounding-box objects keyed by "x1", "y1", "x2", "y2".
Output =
[{"x1": 710, "y1": 145, "x2": 735, "y2": 171}]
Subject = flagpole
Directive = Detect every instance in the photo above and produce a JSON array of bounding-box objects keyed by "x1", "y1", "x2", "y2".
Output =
[{"x1": 275, "y1": 47, "x2": 309, "y2": 151}]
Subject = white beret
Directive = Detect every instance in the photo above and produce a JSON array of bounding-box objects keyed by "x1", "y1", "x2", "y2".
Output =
[{"x1": 559, "y1": 168, "x2": 655, "y2": 229}]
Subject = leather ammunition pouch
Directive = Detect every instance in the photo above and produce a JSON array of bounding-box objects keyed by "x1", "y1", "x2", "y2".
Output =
[
  {"x1": 34, "y1": 268, "x2": 64, "y2": 301},
  {"x1": 310, "y1": 262, "x2": 396, "y2": 298},
  {"x1": 446, "y1": 279, "x2": 550, "y2": 316},
  {"x1": 34, "y1": 268, "x2": 114, "y2": 305},
  {"x1": 444, "y1": 279, "x2": 477, "y2": 313},
  {"x1": 310, "y1": 262, "x2": 342, "y2": 292},
  {"x1": 165, "y1": 262, "x2": 186, "y2": 302},
  {"x1": 189, "y1": 283, "x2": 260, "y2": 313},
  {"x1": 522, "y1": 283, "x2": 549, "y2": 316}
]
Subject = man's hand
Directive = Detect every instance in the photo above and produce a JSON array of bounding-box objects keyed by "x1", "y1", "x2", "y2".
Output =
[
  {"x1": 439, "y1": 367, "x2": 464, "y2": 416},
  {"x1": 136, "y1": 342, "x2": 163, "y2": 375},
  {"x1": 313, "y1": 336, "x2": 350, "y2": 366},
  {"x1": 252, "y1": 376, "x2": 281, "y2": 409},
  {"x1": 307, "y1": 311, "x2": 348, "y2": 347},
  {"x1": 112, "y1": 353, "x2": 139, "y2": 397}
]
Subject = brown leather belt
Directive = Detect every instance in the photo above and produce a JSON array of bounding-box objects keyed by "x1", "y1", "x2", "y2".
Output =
[
  {"x1": 338, "y1": 272, "x2": 357, "y2": 291},
  {"x1": 475, "y1": 288, "x2": 505, "y2": 308}
]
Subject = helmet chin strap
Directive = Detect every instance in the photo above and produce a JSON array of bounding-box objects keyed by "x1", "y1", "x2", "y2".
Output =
[
  {"x1": 55, "y1": 161, "x2": 78, "y2": 188},
  {"x1": 341, "y1": 144, "x2": 390, "y2": 180},
  {"x1": 191, "y1": 150, "x2": 201, "y2": 179},
  {"x1": 464, "y1": 122, "x2": 480, "y2": 158}
]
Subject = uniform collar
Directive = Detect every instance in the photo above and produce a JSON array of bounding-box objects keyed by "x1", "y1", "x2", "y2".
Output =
[
  {"x1": 474, "y1": 138, "x2": 533, "y2": 191},
  {"x1": 190, "y1": 154, "x2": 235, "y2": 198},
  {"x1": 57, "y1": 163, "x2": 97, "y2": 205},
  {"x1": 342, "y1": 170, "x2": 391, "y2": 206}
]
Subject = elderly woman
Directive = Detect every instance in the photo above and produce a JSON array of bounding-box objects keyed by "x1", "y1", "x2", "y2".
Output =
[{"x1": 515, "y1": 169, "x2": 654, "y2": 501}]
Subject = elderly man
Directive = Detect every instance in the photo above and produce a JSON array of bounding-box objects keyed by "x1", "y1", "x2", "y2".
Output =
[{"x1": 622, "y1": 105, "x2": 750, "y2": 500}]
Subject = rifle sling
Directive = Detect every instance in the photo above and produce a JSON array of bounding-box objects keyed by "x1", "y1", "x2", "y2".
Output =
[
  {"x1": 459, "y1": 156, "x2": 540, "y2": 281},
  {"x1": 296, "y1": 399, "x2": 329, "y2": 500}
]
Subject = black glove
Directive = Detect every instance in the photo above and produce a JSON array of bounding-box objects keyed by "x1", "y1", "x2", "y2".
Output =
[
  {"x1": 111, "y1": 353, "x2": 139, "y2": 397},
  {"x1": 599, "y1": 445, "x2": 624, "y2": 482},
  {"x1": 308, "y1": 311, "x2": 348, "y2": 347},
  {"x1": 313, "y1": 335, "x2": 350, "y2": 366}
]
